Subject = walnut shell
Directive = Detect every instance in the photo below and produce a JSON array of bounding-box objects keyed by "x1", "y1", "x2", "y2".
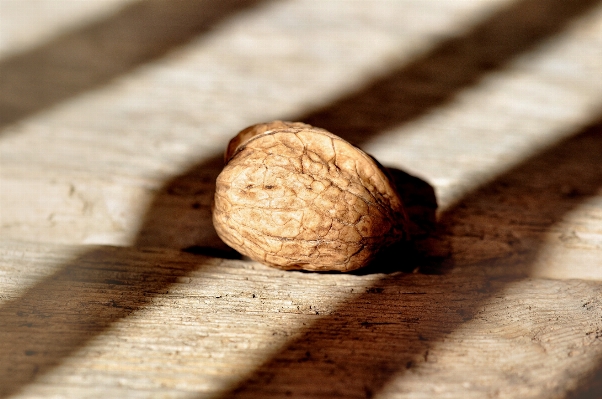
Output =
[{"x1": 212, "y1": 121, "x2": 409, "y2": 272}]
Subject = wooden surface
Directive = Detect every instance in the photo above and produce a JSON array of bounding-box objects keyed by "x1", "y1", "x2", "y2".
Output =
[{"x1": 1, "y1": 0, "x2": 602, "y2": 398}]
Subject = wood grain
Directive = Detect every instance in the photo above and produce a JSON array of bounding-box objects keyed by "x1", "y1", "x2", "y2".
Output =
[
  {"x1": 1, "y1": 0, "x2": 602, "y2": 398},
  {"x1": 1, "y1": 241, "x2": 601, "y2": 398}
]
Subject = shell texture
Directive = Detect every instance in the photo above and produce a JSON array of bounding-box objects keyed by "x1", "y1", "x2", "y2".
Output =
[{"x1": 213, "y1": 121, "x2": 408, "y2": 272}]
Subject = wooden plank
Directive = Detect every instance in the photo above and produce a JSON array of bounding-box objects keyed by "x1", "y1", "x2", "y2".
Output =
[
  {"x1": 0, "y1": 241, "x2": 601, "y2": 398},
  {"x1": 1, "y1": 0, "x2": 602, "y2": 398}
]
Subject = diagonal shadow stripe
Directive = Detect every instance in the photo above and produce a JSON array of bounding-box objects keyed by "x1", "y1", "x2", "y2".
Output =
[
  {"x1": 0, "y1": 0, "x2": 601, "y2": 397},
  {"x1": 137, "y1": 0, "x2": 602, "y2": 252},
  {"x1": 0, "y1": 0, "x2": 268, "y2": 129},
  {"x1": 299, "y1": 0, "x2": 602, "y2": 145},
  {"x1": 0, "y1": 245, "x2": 214, "y2": 397},
  {"x1": 568, "y1": 365, "x2": 602, "y2": 399},
  {"x1": 221, "y1": 115, "x2": 602, "y2": 399}
]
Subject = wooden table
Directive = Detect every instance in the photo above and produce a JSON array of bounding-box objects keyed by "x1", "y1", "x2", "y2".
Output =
[{"x1": 1, "y1": 0, "x2": 602, "y2": 397}]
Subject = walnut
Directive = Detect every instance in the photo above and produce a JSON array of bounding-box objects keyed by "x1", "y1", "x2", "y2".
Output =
[{"x1": 212, "y1": 121, "x2": 409, "y2": 272}]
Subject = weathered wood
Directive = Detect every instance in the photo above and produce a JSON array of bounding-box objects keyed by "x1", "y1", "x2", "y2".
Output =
[
  {"x1": 1, "y1": 0, "x2": 602, "y2": 398},
  {"x1": 0, "y1": 241, "x2": 601, "y2": 399}
]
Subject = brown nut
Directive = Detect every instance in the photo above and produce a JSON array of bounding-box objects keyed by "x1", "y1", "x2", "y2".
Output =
[{"x1": 212, "y1": 121, "x2": 409, "y2": 272}]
